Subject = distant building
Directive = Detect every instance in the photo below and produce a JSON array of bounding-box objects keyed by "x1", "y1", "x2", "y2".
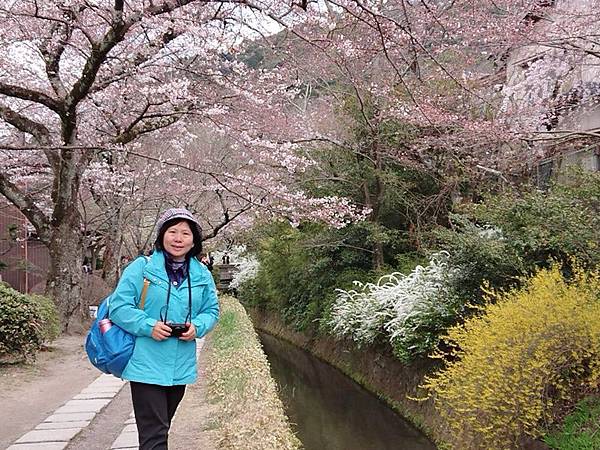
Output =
[
  {"x1": 0, "y1": 201, "x2": 49, "y2": 293},
  {"x1": 500, "y1": 1, "x2": 600, "y2": 185},
  {"x1": 216, "y1": 263, "x2": 239, "y2": 292},
  {"x1": 536, "y1": 147, "x2": 600, "y2": 189}
]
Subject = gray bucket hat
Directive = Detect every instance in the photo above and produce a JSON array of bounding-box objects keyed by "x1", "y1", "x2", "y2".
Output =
[{"x1": 156, "y1": 207, "x2": 202, "y2": 236}]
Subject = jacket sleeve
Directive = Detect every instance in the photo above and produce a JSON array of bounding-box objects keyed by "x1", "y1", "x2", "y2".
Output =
[
  {"x1": 109, "y1": 258, "x2": 157, "y2": 337},
  {"x1": 192, "y1": 276, "x2": 219, "y2": 338}
]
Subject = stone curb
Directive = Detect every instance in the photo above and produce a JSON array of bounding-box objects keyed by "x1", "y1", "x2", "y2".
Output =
[{"x1": 7, "y1": 374, "x2": 126, "y2": 450}]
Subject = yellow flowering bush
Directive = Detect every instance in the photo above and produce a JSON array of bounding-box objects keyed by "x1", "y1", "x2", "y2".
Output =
[{"x1": 423, "y1": 265, "x2": 600, "y2": 450}]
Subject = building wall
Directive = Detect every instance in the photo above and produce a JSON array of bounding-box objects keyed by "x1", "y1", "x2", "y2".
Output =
[
  {"x1": 536, "y1": 147, "x2": 600, "y2": 188},
  {"x1": 0, "y1": 201, "x2": 49, "y2": 293}
]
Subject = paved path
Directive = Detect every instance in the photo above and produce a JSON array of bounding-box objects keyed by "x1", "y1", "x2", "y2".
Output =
[
  {"x1": 7, "y1": 374, "x2": 134, "y2": 449},
  {"x1": 6, "y1": 339, "x2": 205, "y2": 450}
]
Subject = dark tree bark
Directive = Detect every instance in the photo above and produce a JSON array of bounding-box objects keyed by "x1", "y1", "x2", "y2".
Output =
[{"x1": 46, "y1": 217, "x2": 85, "y2": 331}]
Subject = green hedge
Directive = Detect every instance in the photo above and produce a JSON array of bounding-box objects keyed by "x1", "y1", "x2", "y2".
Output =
[
  {"x1": 435, "y1": 170, "x2": 600, "y2": 303},
  {"x1": 30, "y1": 293, "x2": 61, "y2": 343},
  {"x1": 0, "y1": 283, "x2": 60, "y2": 362},
  {"x1": 237, "y1": 223, "x2": 377, "y2": 333}
]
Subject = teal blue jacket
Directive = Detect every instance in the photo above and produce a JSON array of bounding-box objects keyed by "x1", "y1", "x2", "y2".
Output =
[{"x1": 109, "y1": 251, "x2": 219, "y2": 386}]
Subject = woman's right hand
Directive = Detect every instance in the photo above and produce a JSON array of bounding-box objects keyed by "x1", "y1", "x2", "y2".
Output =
[{"x1": 151, "y1": 321, "x2": 172, "y2": 341}]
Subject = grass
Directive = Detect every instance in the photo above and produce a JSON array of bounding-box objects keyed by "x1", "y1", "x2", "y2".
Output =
[
  {"x1": 544, "y1": 396, "x2": 600, "y2": 450},
  {"x1": 209, "y1": 309, "x2": 247, "y2": 399},
  {"x1": 204, "y1": 295, "x2": 302, "y2": 450},
  {"x1": 215, "y1": 367, "x2": 248, "y2": 399},
  {"x1": 211, "y1": 310, "x2": 243, "y2": 352}
]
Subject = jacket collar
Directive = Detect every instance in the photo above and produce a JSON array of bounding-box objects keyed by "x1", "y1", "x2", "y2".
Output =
[{"x1": 145, "y1": 250, "x2": 212, "y2": 285}]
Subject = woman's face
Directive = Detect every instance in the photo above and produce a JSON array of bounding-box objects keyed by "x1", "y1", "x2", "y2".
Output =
[{"x1": 162, "y1": 221, "x2": 194, "y2": 260}]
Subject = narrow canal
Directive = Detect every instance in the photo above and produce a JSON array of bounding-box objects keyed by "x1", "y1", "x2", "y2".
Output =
[{"x1": 259, "y1": 332, "x2": 436, "y2": 450}]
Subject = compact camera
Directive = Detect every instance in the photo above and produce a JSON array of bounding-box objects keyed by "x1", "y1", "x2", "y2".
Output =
[{"x1": 168, "y1": 323, "x2": 190, "y2": 338}]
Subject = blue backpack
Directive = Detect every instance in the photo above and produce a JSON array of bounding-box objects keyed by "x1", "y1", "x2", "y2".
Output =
[{"x1": 85, "y1": 257, "x2": 150, "y2": 378}]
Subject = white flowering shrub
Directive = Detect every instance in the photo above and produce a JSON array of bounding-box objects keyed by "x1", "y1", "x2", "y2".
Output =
[
  {"x1": 215, "y1": 245, "x2": 261, "y2": 290},
  {"x1": 328, "y1": 280, "x2": 389, "y2": 345},
  {"x1": 213, "y1": 245, "x2": 247, "y2": 266},
  {"x1": 329, "y1": 252, "x2": 461, "y2": 361},
  {"x1": 230, "y1": 254, "x2": 260, "y2": 289}
]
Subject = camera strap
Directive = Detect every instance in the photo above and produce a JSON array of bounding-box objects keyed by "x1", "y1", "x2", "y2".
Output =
[{"x1": 161, "y1": 275, "x2": 192, "y2": 324}]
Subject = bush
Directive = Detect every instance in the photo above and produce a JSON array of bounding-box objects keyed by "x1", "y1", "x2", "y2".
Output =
[
  {"x1": 329, "y1": 252, "x2": 461, "y2": 361},
  {"x1": 0, "y1": 283, "x2": 59, "y2": 362},
  {"x1": 237, "y1": 222, "x2": 375, "y2": 333},
  {"x1": 435, "y1": 171, "x2": 600, "y2": 305},
  {"x1": 229, "y1": 252, "x2": 259, "y2": 290},
  {"x1": 423, "y1": 265, "x2": 600, "y2": 450},
  {"x1": 30, "y1": 293, "x2": 61, "y2": 343},
  {"x1": 435, "y1": 214, "x2": 524, "y2": 300},
  {"x1": 468, "y1": 170, "x2": 600, "y2": 271}
]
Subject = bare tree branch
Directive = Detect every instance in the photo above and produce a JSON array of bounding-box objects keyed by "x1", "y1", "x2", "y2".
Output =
[
  {"x1": 203, "y1": 189, "x2": 255, "y2": 239},
  {"x1": 38, "y1": 12, "x2": 72, "y2": 98},
  {"x1": 0, "y1": 82, "x2": 63, "y2": 114},
  {"x1": 0, "y1": 104, "x2": 52, "y2": 144},
  {"x1": 0, "y1": 171, "x2": 52, "y2": 242}
]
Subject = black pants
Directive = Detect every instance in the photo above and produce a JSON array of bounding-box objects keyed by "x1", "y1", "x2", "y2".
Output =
[{"x1": 130, "y1": 381, "x2": 186, "y2": 450}]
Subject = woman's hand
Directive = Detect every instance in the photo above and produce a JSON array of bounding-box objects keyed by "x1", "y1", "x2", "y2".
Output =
[
  {"x1": 151, "y1": 321, "x2": 172, "y2": 341},
  {"x1": 179, "y1": 323, "x2": 196, "y2": 341}
]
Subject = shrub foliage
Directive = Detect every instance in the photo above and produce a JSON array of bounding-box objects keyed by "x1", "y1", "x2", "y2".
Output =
[
  {"x1": 434, "y1": 214, "x2": 524, "y2": 300},
  {"x1": 30, "y1": 293, "x2": 61, "y2": 343},
  {"x1": 469, "y1": 170, "x2": 600, "y2": 270},
  {"x1": 0, "y1": 283, "x2": 60, "y2": 362},
  {"x1": 435, "y1": 170, "x2": 600, "y2": 306},
  {"x1": 237, "y1": 222, "x2": 376, "y2": 333},
  {"x1": 423, "y1": 265, "x2": 600, "y2": 450},
  {"x1": 544, "y1": 396, "x2": 600, "y2": 450},
  {"x1": 329, "y1": 252, "x2": 461, "y2": 361}
]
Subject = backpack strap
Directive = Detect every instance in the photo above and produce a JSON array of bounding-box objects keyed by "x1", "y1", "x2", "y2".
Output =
[
  {"x1": 139, "y1": 278, "x2": 150, "y2": 310},
  {"x1": 137, "y1": 255, "x2": 152, "y2": 310},
  {"x1": 106, "y1": 255, "x2": 152, "y2": 316}
]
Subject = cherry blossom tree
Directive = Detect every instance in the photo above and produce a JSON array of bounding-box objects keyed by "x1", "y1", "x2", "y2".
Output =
[
  {"x1": 0, "y1": 0, "x2": 319, "y2": 329},
  {"x1": 261, "y1": 1, "x2": 600, "y2": 177},
  {"x1": 221, "y1": 2, "x2": 522, "y2": 266},
  {"x1": 222, "y1": 0, "x2": 600, "y2": 267},
  {"x1": 2, "y1": 0, "x2": 597, "y2": 329}
]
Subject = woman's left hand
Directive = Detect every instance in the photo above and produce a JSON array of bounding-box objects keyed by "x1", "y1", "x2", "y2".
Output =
[{"x1": 179, "y1": 323, "x2": 196, "y2": 341}]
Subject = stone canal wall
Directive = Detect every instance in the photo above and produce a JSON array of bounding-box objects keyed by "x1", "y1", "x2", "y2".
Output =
[{"x1": 247, "y1": 306, "x2": 449, "y2": 448}]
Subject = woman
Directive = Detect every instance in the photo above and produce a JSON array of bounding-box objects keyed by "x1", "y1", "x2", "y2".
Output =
[
  {"x1": 200, "y1": 253, "x2": 214, "y2": 271},
  {"x1": 110, "y1": 207, "x2": 219, "y2": 450}
]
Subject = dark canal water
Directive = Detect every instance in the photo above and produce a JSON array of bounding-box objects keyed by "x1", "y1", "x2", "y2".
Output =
[{"x1": 259, "y1": 332, "x2": 436, "y2": 450}]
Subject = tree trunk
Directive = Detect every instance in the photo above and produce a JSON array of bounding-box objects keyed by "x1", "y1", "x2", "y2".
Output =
[
  {"x1": 372, "y1": 241, "x2": 384, "y2": 269},
  {"x1": 46, "y1": 218, "x2": 85, "y2": 332},
  {"x1": 370, "y1": 139, "x2": 385, "y2": 270},
  {"x1": 359, "y1": 143, "x2": 385, "y2": 270},
  {"x1": 101, "y1": 204, "x2": 125, "y2": 287},
  {"x1": 44, "y1": 149, "x2": 90, "y2": 332},
  {"x1": 0, "y1": 151, "x2": 88, "y2": 332}
]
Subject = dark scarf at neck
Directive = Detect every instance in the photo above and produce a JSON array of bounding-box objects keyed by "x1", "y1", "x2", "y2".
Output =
[{"x1": 164, "y1": 253, "x2": 189, "y2": 286}]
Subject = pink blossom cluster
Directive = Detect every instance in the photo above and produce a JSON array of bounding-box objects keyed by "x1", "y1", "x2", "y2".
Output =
[{"x1": 2, "y1": 0, "x2": 598, "y2": 244}]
